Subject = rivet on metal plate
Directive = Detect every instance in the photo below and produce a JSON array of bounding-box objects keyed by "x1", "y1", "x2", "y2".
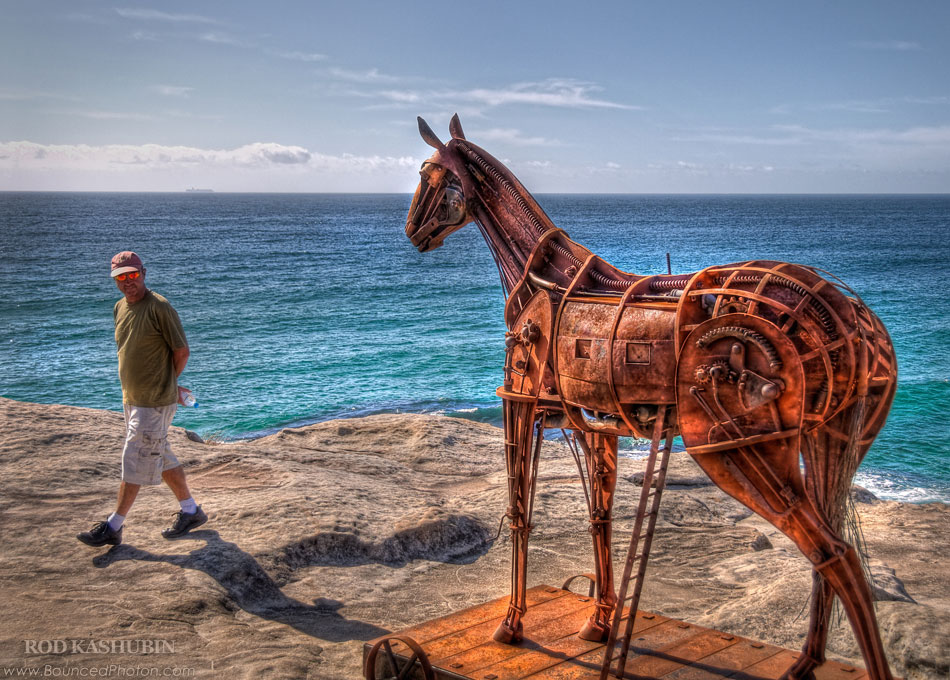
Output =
[
  {"x1": 751, "y1": 642, "x2": 765, "y2": 649},
  {"x1": 677, "y1": 623, "x2": 690, "y2": 628},
  {"x1": 642, "y1": 614, "x2": 655, "y2": 620},
  {"x1": 720, "y1": 635, "x2": 735, "y2": 641},
  {"x1": 577, "y1": 597, "x2": 590, "y2": 602},
  {"x1": 485, "y1": 675, "x2": 499, "y2": 680},
  {"x1": 546, "y1": 587, "x2": 559, "y2": 593},
  {"x1": 842, "y1": 668, "x2": 856, "y2": 673},
  {"x1": 450, "y1": 663, "x2": 464, "y2": 669}
]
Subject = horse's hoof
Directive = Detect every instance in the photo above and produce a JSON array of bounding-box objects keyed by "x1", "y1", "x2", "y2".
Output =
[
  {"x1": 578, "y1": 618, "x2": 609, "y2": 642},
  {"x1": 492, "y1": 621, "x2": 523, "y2": 644}
]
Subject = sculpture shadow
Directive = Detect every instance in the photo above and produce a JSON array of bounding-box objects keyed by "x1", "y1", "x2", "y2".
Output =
[
  {"x1": 92, "y1": 529, "x2": 390, "y2": 643},
  {"x1": 268, "y1": 516, "x2": 495, "y2": 572}
]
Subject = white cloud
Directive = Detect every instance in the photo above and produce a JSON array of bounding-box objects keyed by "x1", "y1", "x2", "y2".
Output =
[
  {"x1": 199, "y1": 31, "x2": 245, "y2": 46},
  {"x1": 673, "y1": 123, "x2": 950, "y2": 149},
  {"x1": 464, "y1": 79, "x2": 637, "y2": 110},
  {"x1": 0, "y1": 141, "x2": 422, "y2": 191},
  {"x1": 771, "y1": 96, "x2": 949, "y2": 116},
  {"x1": 0, "y1": 90, "x2": 77, "y2": 102},
  {"x1": 471, "y1": 128, "x2": 560, "y2": 147},
  {"x1": 849, "y1": 40, "x2": 923, "y2": 51},
  {"x1": 152, "y1": 85, "x2": 194, "y2": 98},
  {"x1": 269, "y1": 50, "x2": 328, "y2": 63},
  {"x1": 0, "y1": 142, "x2": 311, "y2": 168},
  {"x1": 368, "y1": 78, "x2": 638, "y2": 112},
  {"x1": 772, "y1": 123, "x2": 950, "y2": 146},
  {"x1": 63, "y1": 110, "x2": 157, "y2": 121},
  {"x1": 114, "y1": 8, "x2": 219, "y2": 25},
  {"x1": 903, "y1": 95, "x2": 950, "y2": 105},
  {"x1": 327, "y1": 67, "x2": 403, "y2": 84},
  {"x1": 671, "y1": 131, "x2": 804, "y2": 145},
  {"x1": 377, "y1": 90, "x2": 421, "y2": 104}
]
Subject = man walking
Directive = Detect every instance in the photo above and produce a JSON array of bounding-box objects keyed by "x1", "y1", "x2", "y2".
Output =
[{"x1": 77, "y1": 251, "x2": 207, "y2": 547}]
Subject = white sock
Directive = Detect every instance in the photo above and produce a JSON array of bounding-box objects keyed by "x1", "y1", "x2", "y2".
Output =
[
  {"x1": 179, "y1": 498, "x2": 198, "y2": 514},
  {"x1": 107, "y1": 512, "x2": 125, "y2": 531}
]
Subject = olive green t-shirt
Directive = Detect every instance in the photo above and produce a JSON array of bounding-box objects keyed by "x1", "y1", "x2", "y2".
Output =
[{"x1": 114, "y1": 290, "x2": 188, "y2": 407}]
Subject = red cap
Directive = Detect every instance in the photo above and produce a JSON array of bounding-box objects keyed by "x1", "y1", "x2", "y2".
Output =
[{"x1": 111, "y1": 251, "x2": 143, "y2": 277}]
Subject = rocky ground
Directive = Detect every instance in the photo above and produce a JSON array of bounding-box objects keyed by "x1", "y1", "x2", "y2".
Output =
[{"x1": 0, "y1": 397, "x2": 946, "y2": 679}]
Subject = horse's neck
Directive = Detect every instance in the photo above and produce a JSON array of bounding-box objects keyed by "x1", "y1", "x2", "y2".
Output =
[{"x1": 456, "y1": 141, "x2": 556, "y2": 296}]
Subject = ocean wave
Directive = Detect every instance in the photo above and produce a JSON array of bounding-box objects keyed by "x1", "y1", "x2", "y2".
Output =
[{"x1": 855, "y1": 468, "x2": 950, "y2": 504}]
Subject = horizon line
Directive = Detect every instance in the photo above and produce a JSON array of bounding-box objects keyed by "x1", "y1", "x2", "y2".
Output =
[{"x1": 2, "y1": 190, "x2": 948, "y2": 197}]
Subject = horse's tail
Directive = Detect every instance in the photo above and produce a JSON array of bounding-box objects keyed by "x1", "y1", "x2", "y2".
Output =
[{"x1": 802, "y1": 293, "x2": 896, "y2": 530}]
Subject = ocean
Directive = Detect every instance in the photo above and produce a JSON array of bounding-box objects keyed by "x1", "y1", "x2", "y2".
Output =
[{"x1": 1, "y1": 192, "x2": 947, "y2": 503}]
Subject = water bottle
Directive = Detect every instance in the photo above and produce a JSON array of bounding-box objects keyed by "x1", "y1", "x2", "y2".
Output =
[{"x1": 179, "y1": 387, "x2": 199, "y2": 408}]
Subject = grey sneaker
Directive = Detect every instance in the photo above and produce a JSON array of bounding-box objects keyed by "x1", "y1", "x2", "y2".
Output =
[
  {"x1": 162, "y1": 506, "x2": 207, "y2": 539},
  {"x1": 77, "y1": 521, "x2": 122, "y2": 547}
]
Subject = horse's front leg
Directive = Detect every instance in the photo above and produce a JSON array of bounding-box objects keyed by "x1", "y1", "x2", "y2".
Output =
[
  {"x1": 493, "y1": 398, "x2": 542, "y2": 644},
  {"x1": 577, "y1": 432, "x2": 618, "y2": 641}
]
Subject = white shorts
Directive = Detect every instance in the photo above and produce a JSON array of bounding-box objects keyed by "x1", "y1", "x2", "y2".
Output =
[{"x1": 120, "y1": 403, "x2": 181, "y2": 485}]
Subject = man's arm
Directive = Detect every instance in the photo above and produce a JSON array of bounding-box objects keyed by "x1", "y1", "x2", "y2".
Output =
[{"x1": 172, "y1": 346, "x2": 190, "y2": 377}]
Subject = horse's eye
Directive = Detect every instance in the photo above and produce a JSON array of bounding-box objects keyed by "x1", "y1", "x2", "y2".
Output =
[{"x1": 445, "y1": 187, "x2": 465, "y2": 224}]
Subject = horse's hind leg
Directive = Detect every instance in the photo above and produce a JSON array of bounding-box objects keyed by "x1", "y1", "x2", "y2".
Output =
[
  {"x1": 688, "y1": 439, "x2": 893, "y2": 680},
  {"x1": 785, "y1": 420, "x2": 894, "y2": 680},
  {"x1": 807, "y1": 538, "x2": 893, "y2": 680},
  {"x1": 784, "y1": 572, "x2": 835, "y2": 680},
  {"x1": 493, "y1": 398, "x2": 542, "y2": 644},
  {"x1": 576, "y1": 432, "x2": 618, "y2": 641}
]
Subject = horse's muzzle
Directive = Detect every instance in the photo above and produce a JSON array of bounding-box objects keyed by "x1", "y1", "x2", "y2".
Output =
[{"x1": 405, "y1": 182, "x2": 445, "y2": 252}]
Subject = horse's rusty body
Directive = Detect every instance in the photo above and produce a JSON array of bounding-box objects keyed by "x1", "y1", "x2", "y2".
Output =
[{"x1": 405, "y1": 115, "x2": 898, "y2": 680}]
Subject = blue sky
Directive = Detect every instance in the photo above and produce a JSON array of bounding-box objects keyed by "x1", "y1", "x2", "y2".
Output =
[{"x1": 1, "y1": 1, "x2": 948, "y2": 192}]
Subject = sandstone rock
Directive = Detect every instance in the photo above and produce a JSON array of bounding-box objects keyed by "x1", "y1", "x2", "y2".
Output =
[
  {"x1": 852, "y1": 484, "x2": 880, "y2": 504},
  {"x1": 0, "y1": 397, "x2": 946, "y2": 679},
  {"x1": 869, "y1": 559, "x2": 916, "y2": 603}
]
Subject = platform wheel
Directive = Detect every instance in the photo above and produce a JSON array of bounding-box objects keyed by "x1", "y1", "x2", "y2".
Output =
[
  {"x1": 364, "y1": 635, "x2": 434, "y2": 680},
  {"x1": 561, "y1": 573, "x2": 597, "y2": 597}
]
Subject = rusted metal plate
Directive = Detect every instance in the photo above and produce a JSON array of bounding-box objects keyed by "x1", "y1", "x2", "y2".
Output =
[
  {"x1": 662, "y1": 638, "x2": 784, "y2": 680},
  {"x1": 425, "y1": 591, "x2": 591, "y2": 659},
  {"x1": 432, "y1": 603, "x2": 598, "y2": 677},
  {"x1": 618, "y1": 627, "x2": 742, "y2": 678},
  {"x1": 507, "y1": 289, "x2": 554, "y2": 397},
  {"x1": 512, "y1": 618, "x2": 698, "y2": 679},
  {"x1": 363, "y1": 587, "x2": 885, "y2": 680},
  {"x1": 812, "y1": 662, "x2": 869, "y2": 680},
  {"x1": 365, "y1": 586, "x2": 563, "y2": 651},
  {"x1": 731, "y1": 649, "x2": 802, "y2": 680}
]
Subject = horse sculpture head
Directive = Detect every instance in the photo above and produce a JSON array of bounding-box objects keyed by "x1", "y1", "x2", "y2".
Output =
[{"x1": 405, "y1": 114, "x2": 472, "y2": 252}]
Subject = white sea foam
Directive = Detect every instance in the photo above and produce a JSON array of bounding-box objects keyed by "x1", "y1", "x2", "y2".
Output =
[{"x1": 855, "y1": 469, "x2": 950, "y2": 504}]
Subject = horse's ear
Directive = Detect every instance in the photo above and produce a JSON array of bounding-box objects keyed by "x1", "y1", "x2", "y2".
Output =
[
  {"x1": 417, "y1": 117, "x2": 444, "y2": 150},
  {"x1": 448, "y1": 113, "x2": 466, "y2": 140}
]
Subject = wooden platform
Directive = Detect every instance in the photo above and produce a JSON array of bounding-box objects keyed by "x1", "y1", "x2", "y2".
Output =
[{"x1": 363, "y1": 585, "x2": 869, "y2": 680}]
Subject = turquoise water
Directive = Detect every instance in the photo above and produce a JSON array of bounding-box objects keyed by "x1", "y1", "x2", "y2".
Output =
[{"x1": 1, "y1": 192, "x2": 947, "y2": 502}]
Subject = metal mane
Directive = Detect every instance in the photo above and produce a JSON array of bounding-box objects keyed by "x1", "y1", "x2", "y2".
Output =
[{"x1": 455, "y1": 140, "x2": 552, "y2": 238}]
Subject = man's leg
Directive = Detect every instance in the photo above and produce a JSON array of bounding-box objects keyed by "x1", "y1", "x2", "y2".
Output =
[
  {"x1": 77, "y1": 407, "x2": 146, "y2": 548},
  {"x1": 161, "y1": 465, "x2": 207, "y2": 538},
  {"x1": 161, "y1": 459, "x2": 206, "y2": 540},
  {"x1": 162, "y1": 465, "x2": 191, "y2": 501},
  {"x1": 116, "y1": 481, "x2": 141, "y2": 515}
]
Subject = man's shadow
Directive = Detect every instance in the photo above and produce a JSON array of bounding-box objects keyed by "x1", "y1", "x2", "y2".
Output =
[{"x1": 92, "y1": 529, "x2": 389, "y2": 643}]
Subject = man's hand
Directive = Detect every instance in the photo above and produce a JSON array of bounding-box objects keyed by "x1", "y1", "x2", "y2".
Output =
[{"x1": 172, "y1": 346, "x2": 190, "y2": 377}]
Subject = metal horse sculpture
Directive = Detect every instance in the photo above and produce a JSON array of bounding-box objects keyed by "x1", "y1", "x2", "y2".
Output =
[{"x1": 405, "y1": 115, "x2": 898, "y2": 680}]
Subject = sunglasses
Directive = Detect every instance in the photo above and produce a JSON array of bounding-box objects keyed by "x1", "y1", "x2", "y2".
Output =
[{"x1": 115, "y1": 271, "x2": 141, "y2": 282}]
